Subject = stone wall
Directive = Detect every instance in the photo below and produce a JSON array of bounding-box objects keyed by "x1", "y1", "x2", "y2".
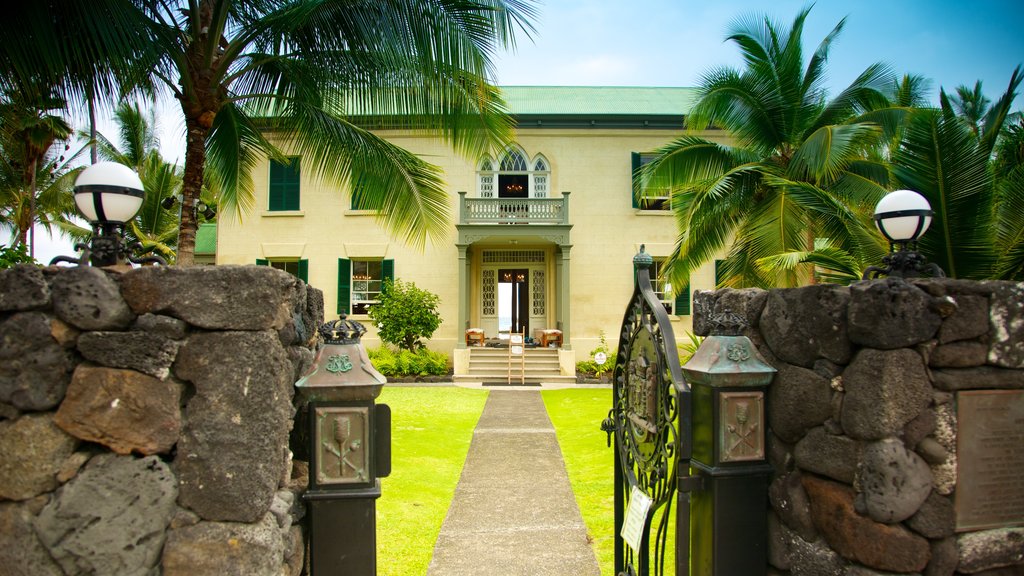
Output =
[
  {"x1": 693, "y1": 278, "x2": 1024, "y2": 576},
  {"x1": 0, "y1": 264, "x2": 323, "y2": 576}
]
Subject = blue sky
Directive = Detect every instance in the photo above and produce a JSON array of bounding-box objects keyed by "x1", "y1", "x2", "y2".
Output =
[
  {"x1": 495, "y1": 0, "x2": 1023, "y2": 104},
  {"x1": 32, "y1": 0, "x2": 1024, "y2": 263}
]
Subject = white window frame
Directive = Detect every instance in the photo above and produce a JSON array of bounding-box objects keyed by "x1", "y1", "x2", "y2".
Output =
[{"x1": 351, "y1": 259, "x2": 384, "y2": 315}]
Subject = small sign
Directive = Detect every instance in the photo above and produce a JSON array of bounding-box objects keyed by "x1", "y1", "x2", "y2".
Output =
[
  {"x1": 594, "y1": 352, "x2": 607, "y2": 365},
  {"x1": 621, "y1": 485, "x2": 653, "y2": 552},
  {"x1": 510, "y1": 334, "x2": 524, "y2": 344},
  {"x1": 511, "y1": 345, "x2": 524, "y2": 355}
]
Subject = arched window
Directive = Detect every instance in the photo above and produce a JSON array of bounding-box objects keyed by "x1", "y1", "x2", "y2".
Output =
[
  {"x1": 499, "y1": 147, "x2": 528, "y2": 172},
  {"x1": 477, "y1": 145, "x2": 551, "y2": 199},
  {"x1": 531, "y1": 155, "x2": 550, "y2": 199},
  {"x1": 477, "y1": 155, "x2": 496, "y2": 198}
]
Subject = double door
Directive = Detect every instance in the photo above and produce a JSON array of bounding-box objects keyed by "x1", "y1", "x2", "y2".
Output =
[{"x1": 480, "y1": 264, "x2": 546, "y2": 338}]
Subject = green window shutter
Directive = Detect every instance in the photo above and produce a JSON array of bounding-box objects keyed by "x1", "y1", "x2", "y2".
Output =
[
  {"x1": 337, "y1": 258, "x2": 351, "y2": 315},
  {"x1": 269, "y1": 158, "x2": 300, "y2": 211},
  {"x1": 630, "y1": 152, "x2": 641, "y2": 209},
  {"x1": 256, "y1": 259, "x2": 268, "y2": 266},
  {"x1": 298, "y1": 259, "x2": 308, "y2": 283},
  {"x1": 674, "y1": 279, "x2": 691, "y2": 316},
  {"x1": 715, "y1": 259, "x2": 725, "y2": 287},
  {"x1": 381, "y1": 259, "x2": 394, "y2": 291}
]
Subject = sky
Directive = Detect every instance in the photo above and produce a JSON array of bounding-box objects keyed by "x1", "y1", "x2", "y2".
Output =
[{"x1": 30, "y1": 0, "x2": 1024, "y2": 264}]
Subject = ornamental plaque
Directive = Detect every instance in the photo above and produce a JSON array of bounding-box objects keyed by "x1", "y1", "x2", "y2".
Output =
[
  {"x1": 315, "y1": 406, "x2": 370, "y2": 485},
  {"x1": 719, "y1": 391, "x2": 764, "y2": 462},
  {"x1": 955, "y1": 390, "x2": 1024, "y2": 531}
]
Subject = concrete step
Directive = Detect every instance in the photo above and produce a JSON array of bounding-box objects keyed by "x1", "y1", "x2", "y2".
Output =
[{"x1": 452, "y1": 373, "x2": 578, "y2": 384}]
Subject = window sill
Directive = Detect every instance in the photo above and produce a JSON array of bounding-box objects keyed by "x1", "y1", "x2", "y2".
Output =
[
  {"x1": 345, "y1": 209, "x2": 379, "y2": 216},
  {"x1": 262, "y1": 210, "x2": 304, "y2": 217},
  {"x1": 634, "y1": 209, "x2": 673, "y2": 216}
]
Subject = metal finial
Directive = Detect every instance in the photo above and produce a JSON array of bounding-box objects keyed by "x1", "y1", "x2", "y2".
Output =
[
  {"x1": 633, "y1": 244, "x2": 653, "y2": 269},
  {"x1": 708, "y1": 309, "x2": 748, "y2": 336},
  {"x1": 319, "y1": 314, "x2": 367, "y2": 345}
]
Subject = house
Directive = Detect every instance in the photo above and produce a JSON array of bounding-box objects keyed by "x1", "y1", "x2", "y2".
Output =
[{"x1": 214, "y1": 86, "x2": 730, "y2": 377}]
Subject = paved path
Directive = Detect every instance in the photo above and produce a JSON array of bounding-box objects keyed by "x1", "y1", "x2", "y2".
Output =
[{"x1": 426, "y1": 390, "x2": 601, "y2": 576}]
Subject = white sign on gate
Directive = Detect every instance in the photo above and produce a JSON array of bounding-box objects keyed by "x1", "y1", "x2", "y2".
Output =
[{"x1": 621, "y1": 485, "x2": 653, "y2": 552}]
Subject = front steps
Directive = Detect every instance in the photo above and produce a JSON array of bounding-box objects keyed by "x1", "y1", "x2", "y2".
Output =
[{"x1": 453, "y1": 346, "x2": 576, "y2": 384}]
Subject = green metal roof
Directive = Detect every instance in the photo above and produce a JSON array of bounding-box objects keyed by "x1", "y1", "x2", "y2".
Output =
[
  {"x1": 500, "y1": 86, "x2": 698, "y2": 116},
  {"x1": 195, "y1": 222, "x2": 217, "y2": 255}
]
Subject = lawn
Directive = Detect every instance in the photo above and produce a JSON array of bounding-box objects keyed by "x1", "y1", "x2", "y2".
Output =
[
  {"x1": 542, "y1": 388, "x2": 616, "y2": 576},
  {"x1": 374, "y1": 386, "x2": 668, "y2": 576},
  {"x1": 376, "y1": 387, "x2": 489, "y2": 576}
]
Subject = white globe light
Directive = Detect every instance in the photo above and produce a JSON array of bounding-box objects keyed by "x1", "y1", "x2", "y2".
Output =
[
  {"x1": 73, "y1": 162, "x2": 145, "y2": 223},
  {"x1": 874, "y1": 189, "x2": 933, "y2": 243}
]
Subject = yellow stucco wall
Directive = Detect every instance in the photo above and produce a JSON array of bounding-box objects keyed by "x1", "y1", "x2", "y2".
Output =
[{"x1": 216, "y1": 126, "x2": 731, "y2": 358}]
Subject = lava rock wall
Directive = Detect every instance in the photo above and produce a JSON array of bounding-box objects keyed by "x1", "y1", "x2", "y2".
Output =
[
  {"x1": 0, "y1": 264, "x2": 322, "y2": 576},
  {"x1": 694, "y1": 278, "x2": 1024, "y2": 576}
]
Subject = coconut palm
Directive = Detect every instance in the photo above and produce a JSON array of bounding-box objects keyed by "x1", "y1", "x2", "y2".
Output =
[
  {"x1": 638, "y1": 6, "x2": 895, "y2": 288},
  {"x1": 4, "y1": 0, "x2": 536, "y2": 265},
  {"x1": 0, "y1": 89, "x2": 79, "y2": 257}
]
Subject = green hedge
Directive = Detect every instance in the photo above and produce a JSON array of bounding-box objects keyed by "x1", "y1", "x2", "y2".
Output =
[{"x1": 367, "y1": 346, "x2": 450, "y2": 377}]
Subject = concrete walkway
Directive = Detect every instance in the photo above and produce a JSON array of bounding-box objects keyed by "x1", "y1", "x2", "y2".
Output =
[{"x1": 426, "y1": 390, "x2": 601, "y2": 576}]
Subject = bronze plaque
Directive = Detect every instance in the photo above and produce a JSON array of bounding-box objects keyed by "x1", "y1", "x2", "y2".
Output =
[
  {"x1": 314, "y1": 406, "x2": 370, "y2": 486},
  {"x1": 719, "y1": 391, "x2": 764, "y2": 463},
  {"x1": 956, "y1": 390, "x2": 1024, "y2": 531}
]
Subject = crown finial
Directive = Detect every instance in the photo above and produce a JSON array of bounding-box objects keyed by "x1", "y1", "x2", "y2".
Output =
[{"x1": 318, "y1": 314, "x2": 367, "y2": 345}]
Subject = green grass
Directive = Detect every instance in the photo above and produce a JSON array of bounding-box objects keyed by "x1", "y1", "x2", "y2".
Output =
[
  {"x1": 376, "y1": 387, "x2": 488, "y2": 576},
  {"x1": 542, "y1": 388, "x2": 616, "y2": 576},
  {"x1": 544, "y1": 388, "x2": 679, "y2": 576}
]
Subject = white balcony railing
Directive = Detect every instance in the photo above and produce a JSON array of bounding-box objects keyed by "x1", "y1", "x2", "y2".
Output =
[{"x1": 459, "y1": 191, "x2": 570, "y2": 225}]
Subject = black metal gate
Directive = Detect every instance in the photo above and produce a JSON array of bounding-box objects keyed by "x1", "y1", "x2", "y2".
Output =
[{"x1": 602, "y1": 246, "x2": 691, "y2": 576}]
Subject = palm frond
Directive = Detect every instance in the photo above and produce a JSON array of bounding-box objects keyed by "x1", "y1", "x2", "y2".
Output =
[
  {"x1": 205, "y1": 102, "x2": 268, "y2": 219},
  {"x1": 789, "y1": 123, "x2": 883, "y2": 185},
  {"x1": 893, "y1": 108, "x2": 995, "y2": 278},
  {"x1": 993, "y1": 166, "x2": 1024, "y2": 280},
  {"x1": 280, "y1": 103, "x2": 449, "y2": 248},
  {"x1": 979, "y1": 66, "x2": 1022, "y2": 155}
]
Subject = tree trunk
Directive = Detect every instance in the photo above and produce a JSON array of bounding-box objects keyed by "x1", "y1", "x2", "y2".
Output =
[
  {"x1": 28, "y1": 159, "x2": 36, "y2": 260},
  {"x1": 88, "y1": 91, "x2": 97, "y2": 165},
  {"x1": 176, "y1": 118, "x2": 208, "y2": 266}
]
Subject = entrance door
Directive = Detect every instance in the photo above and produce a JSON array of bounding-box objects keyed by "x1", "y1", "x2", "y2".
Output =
[{"x1": 498, "y1": 269, "x2": 529, "y2": 335}]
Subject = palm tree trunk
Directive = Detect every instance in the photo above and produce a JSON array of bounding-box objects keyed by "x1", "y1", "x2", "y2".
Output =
[
  {"x1": 88, "y1": 90, "x2": 97, "y2": 165},
  {"x1": 176, "y1": 118, "x2": 208, "y2": 266},
  {"x1": 28, "y1": 159, "x2": 36, "y2": 260}
]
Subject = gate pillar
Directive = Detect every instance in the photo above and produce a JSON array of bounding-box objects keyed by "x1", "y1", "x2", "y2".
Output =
[
  {"x1": 295, "y1": 315, "x2": 392, "y2": 575},
  {"x1": 680, "y1": 312, "x2": 775, "y2": 576}
]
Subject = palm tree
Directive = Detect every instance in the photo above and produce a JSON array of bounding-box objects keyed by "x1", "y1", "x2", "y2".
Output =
[
  {"x1": 93, "y1": 102, "x2": 184, "y2": 262},
  {"x1": 892, "y1": 67, "x2": 1022, "y2": 280},
  {"x1": 949, "y1": 81, "x2": 991, "y2": 139},
  {"x1": 5, "y1": 0, "x2": 537, "y2": 265},
  {"x1": 638, "y1": 6, "x2": 894, "y2": 288},
  {"x1": 0, "y1": 89, "x2": 79, "y2": 258}
]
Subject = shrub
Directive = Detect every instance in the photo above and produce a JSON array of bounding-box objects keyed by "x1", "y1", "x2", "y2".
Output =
[
  {"x1": 575, "y1": 331, "x2": 616, "y2": 378},
  {"x1": 367, "y1": 346, "x2": 450, "y2": 377},
  {"x1": 368, "y1": 279, "x2": 441, "y2": 351},
  {"x1": 0, "y1": 244, "x2": 35, "y2": 269}
]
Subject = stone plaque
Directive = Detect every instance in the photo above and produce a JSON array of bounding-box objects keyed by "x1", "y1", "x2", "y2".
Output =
[
  {"x1": 956, "y1": 390, "x2": 1024, "y2": 531},
  {"x1": 314, "y1": 405, "x2": 370, "y2": 486},
  {"x1": 719, "y1": 391, "x2": 764, "y2": 463}
]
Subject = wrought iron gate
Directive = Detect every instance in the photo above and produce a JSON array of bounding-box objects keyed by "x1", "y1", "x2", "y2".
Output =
[{"x1": 602, "y1": 246, "x2": 691, "y2": 576}]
